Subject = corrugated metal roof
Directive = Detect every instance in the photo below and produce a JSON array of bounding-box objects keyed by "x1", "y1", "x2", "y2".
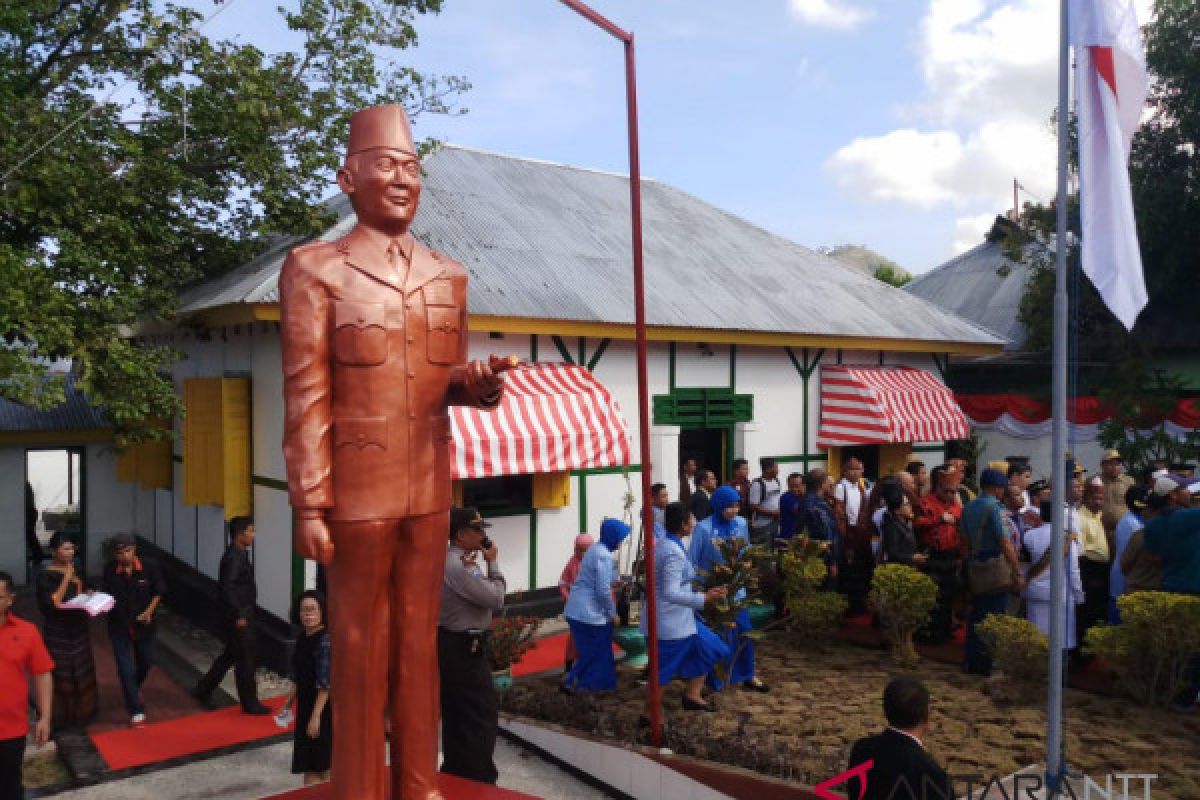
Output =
[
  {"x1": 904, "y1": 217, "x2": 1036, "y2": 351},
  {"x1": 0, "y1": 374, "x2": 108, "y2": 432},
  {"x1": 180, "y1": 145, "x2": 1004, "y2": 347}
]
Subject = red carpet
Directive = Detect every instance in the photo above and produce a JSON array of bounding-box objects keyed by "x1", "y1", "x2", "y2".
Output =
[
  {"x1": 510, "y1": 632, "x2": 623, "y2": 678},
  {"x1": 265, "y1": 775, "x2": 539, "y2": 799},
  {"x1": 91, "y1": 695, "x2": 289, "y2": 770}
]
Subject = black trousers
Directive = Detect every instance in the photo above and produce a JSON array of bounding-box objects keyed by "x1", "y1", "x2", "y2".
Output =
[
  {"x1": 196, "y1": 618, "x2": 259, "y2": 709},
  {"x1": 437, "y1": 628, "x2": 498, "y2": 785},
  {"x1": 0, "y1": 735, "x2": 25, "y2": 800},
  {"x1": 1078, "y1": 557, "x2": 1110, "y2": 648}
]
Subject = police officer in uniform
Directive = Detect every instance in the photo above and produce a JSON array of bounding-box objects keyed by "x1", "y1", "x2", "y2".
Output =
[{"x1": 438, "y1": 507, "x2": 506, "y2": 784}]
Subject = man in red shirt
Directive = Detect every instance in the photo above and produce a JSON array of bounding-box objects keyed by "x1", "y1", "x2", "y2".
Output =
[
  {"x1": 0, "y1": 570, "x2": 54, "y2": 798},
  {"x1": 914, "y1": 466, "x2": 965, "y2": 643}
]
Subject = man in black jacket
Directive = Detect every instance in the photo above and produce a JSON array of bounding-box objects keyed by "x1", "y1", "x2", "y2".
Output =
[
  {"x1": 102, "y1": 534, "x2": 166, "y2": 726},
  {"x1": 690, "y1": 469, "x2": 717, "y2": 522},
  {"x1": 847, "y1": 676, "x2": 951, "y2": 800},
  {"x1": 194, "y1": 516, "x2": 269, "y2": 714}
]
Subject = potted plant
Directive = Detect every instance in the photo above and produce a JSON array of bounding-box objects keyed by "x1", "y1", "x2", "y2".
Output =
[{"x1": 488, "y1": 614, "x2": 543, "y2": 690}]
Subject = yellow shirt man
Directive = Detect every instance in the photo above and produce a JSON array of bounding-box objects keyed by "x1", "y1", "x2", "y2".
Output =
[{"x1": 1078, "y1": 505, "x2": 1109, "y2": 562}]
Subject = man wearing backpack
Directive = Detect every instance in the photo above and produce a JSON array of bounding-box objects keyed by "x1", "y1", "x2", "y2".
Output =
[
  {"x1": 960, "y1": 468, "x2": 1025, "y2": 675},
  {"x1": 747, "y1": 457, "x2": 782, "y2": 547}
]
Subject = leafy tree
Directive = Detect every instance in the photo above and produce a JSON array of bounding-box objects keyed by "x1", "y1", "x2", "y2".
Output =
[
  {"x1": 1016, "y1": 0, "x2": 1199, "y2": 367},
  {"x1": 873, "y1": 263, "x2": 911, "y2": 287},
  {"x1": 1, "y1": 0, "x2": 466, "y2": 441}
]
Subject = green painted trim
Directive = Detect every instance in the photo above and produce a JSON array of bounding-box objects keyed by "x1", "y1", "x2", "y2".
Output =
[
  {"x1": 585, "y1": 338, "x2": 611, "y2": 372},
  {"x1": 578, "y1": 337, "x2": 586, "y2": 367},
  {"x1": 251, "y1": 474, "x2": 288, "y2": 491},
  {"x1": 530, "y1": 335, "x2": 538, "y2": 362},
  {"x1": 668, "y1": 342, "x2": 676, "y2": 393},
  {"x1": 785, "y1": 346, "x2": 804, "y2": 377},
  {"x1": 578, "y1": 473, "x2": 588, "y2": 534},
  {"x1": 909, "y1": 444, "x2": 947, "y2": 454},
  {"x1": 729, "y1": 344, "x2": 737, "y2": 391},
  {"x1": 528, "y1": 511, "x2": 538, "y2": 589},
  {"x1": 569, "y1": 464, "x2": 642, "y2": 477},
  {"x1": 551, "y1": 336, "x2": 575, "y2": 365},
  {"x1": 931, "y1": 353, "x2": 949, "y2": 381},
  {"x1": 770, "y1": 453, "x2": 829, "y2": 464},
  {"x1": 291, "y1": 512, "x2": 304, "y2": 599},
  {"x1": 480, "y1": 506, "x2": 534, "y2": 519}
]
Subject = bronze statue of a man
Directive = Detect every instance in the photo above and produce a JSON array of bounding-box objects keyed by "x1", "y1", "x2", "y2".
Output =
[{"x1": 280, "y1": 104, "x2": 505, "y2": 800}]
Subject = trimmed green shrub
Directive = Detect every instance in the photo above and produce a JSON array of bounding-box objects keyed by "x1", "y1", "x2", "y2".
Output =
[
  {"x1": 978, "y1": 614, "x2": 1048, "y2": 687},
  {"x1": 779, "y1": 536, "x2": 844, "y2": 640},
  {"x1": 870, "y1": 564, "x2": 937, "y2": 665},
  {"x1": 1085, "y1": 591, "x2": 1200, "y2": 707}
]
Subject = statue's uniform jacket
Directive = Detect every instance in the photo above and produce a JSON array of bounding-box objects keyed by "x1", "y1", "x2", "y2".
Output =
[{"x1": 279, "y1": 225, "x2": 499, "y2": 522}]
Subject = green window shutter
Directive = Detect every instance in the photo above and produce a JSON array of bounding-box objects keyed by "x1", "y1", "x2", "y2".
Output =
[{"x1": 653, "y1": 388, "x2": 753, "y2": 427}]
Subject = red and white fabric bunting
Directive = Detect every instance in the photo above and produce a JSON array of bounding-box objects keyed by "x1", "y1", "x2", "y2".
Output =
[
  {"x1": 450, "y1": 363, "x2": 631, "y2": 480},
  {"x1": 817, "y1": 366, "x2": 970, "y2": 447}
]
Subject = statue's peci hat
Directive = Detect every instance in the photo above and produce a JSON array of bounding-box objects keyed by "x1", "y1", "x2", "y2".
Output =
[{"x1": 346, "y1": 104, "x2": 416, "y2": 157}]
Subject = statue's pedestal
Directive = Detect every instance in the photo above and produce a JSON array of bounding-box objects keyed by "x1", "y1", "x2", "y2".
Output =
[{"x1": 263, "y1": 775, "x2": 540, "y2": 800}]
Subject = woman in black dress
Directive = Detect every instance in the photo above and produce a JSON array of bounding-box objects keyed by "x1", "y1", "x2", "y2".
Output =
[
  {"x1": 35, "y1": 533, "x2": 98, "y2": 729},
  {"x1": 286, "y1": 590, "x2": 331, "y2": 785}
]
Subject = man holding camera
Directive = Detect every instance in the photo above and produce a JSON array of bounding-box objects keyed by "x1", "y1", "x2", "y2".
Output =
[{"x1": 438, "y1": 506, "x2": 506, "y2": 784}]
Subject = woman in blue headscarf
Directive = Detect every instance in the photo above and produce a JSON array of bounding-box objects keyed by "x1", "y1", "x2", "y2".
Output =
[
  {"x1": 562, "y1": 518, "x2": 631, "y2": 693},
  {"x1": 645, "y1": 502, "x2": 731, "y2": 712},
  {"x1": 688, "y1": 486, "x2": 770, "y2": 693}
]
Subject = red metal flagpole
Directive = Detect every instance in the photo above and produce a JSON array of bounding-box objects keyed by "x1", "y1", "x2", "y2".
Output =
[{"x1": 556, "y1": 0, "x2": 661, "y2": 747}]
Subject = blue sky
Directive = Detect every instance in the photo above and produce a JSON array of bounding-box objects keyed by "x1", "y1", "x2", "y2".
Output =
[{"x1": 198, "y1": 0, "x2": 1104, "y2": 274}]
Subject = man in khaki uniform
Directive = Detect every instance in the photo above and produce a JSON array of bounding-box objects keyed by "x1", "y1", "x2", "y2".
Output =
[
  {"x1": 280, "y1": 104, "x2": 506, "y2": 800},
  {"x1": 1100, "y1": 449, "x2": 1135, "y2": 538}
]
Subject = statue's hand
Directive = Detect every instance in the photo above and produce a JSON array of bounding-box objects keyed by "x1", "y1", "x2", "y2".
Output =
[{"x1": 296, "y1": 514, "x2": 335, "y2": 564}]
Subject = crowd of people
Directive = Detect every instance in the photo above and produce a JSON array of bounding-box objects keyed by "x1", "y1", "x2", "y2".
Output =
[{"x1": 581, "y1": 450, "x2": 1200, "y2": 712}]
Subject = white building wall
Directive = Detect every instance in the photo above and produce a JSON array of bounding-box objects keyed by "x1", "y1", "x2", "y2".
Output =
[
  {"x1": 83, "y1": 444, "x2": 136, "y2": 573},
  {"x1": 973, "y1": 430, "x2": 1107, "y2": 482},
  {"x1": 109, "y1": 323, "x2": 967, "y2": 598},
  {"x1": 253, "y1": 483, "x2": 294, "y2": 620}
]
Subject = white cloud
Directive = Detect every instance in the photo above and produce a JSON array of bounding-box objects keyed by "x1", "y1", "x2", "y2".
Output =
[
  {"x1": 788, "y1": 0, "x2": 873, "y2": 31},
  {"x1": 829, "y1": 119, "x2": 1056, "y2": 210},
  {"x1": 953, "y1": 212, "x2": 1000, "y2": 253}
]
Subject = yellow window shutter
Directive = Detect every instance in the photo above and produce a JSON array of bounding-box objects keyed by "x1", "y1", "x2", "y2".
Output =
[
  {"x1": 115, "y1": 443, "x2": 139, "y2": 484},
  {"x1": 137, "y1": 437, "x2": 173, "y2": 490},
  {"x1": 825, "y1": 446, "x2": 841, "y2": 481},
  {"x1": 221, "y1": 378, "x2": 252, "y2": 519},
  {"x1": 452, "y1": 480, "x2": 464, "y2": 507},
  {"x1": 184, "y1": 378, "x2": 223, "y2": 506},
  {"x1": 183, "y1": 377, "x2": 251, "y2": 516},
  {"x1": 532, "y1": 471, "x2": 571, "y2": 509},
  {"x1": 879, "y1": 444, "x2": 910, "y2": 477}
]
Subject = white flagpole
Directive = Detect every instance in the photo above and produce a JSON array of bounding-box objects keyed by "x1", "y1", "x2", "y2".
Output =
[{"x1": 1046, "y1": 0, "x2": 1071, "y2": 792}]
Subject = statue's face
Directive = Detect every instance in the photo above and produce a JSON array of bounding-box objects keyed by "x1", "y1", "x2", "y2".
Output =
[{"x1": 338, "y1": 148, "x2": 421, "y2": 230}]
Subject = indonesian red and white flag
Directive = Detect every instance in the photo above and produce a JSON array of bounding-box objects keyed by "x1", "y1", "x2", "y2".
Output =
[{"x1": 1069, "y1": 0, "x2": 1149, "y2": 330}]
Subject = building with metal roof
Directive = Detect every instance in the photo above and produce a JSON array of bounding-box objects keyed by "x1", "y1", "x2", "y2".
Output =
[
  {"x1": 903, "y1": 216, "x2": 1034, "y2": 353},
  {"x1": 54, "y1": 143, "x2": 1011, "y2": 622},
  {"x1": 0, "y1": 374, "x2": 108, "y2": 439},
  {"x1": 180, "y1": 145, "x2": 1003, "y2": 353}
]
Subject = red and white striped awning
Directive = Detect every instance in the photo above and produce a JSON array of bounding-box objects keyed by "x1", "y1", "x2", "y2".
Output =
[
  {"x1": 450, "y1": 363, "x2": 632, "y2": 479},
  {"x1": 817, "y1": 365, "x2": 970, "y2": 447}
]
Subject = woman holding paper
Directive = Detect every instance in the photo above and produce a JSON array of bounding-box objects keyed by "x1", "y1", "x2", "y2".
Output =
[{"x1": 35, "y1": 533, "x2": 98, "y2": 729}]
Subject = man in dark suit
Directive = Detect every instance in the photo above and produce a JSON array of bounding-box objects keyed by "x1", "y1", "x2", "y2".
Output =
[
  {"x1": 690, "y1": 469, "x2": 717, "y2": 522},
  {"x1": 847, "y1": 676, "x2": 950, "y2": 800},
  {"x1": 194, "y1": 516, "x2": 268, "y2": 714},
  {"x1": 679, "y1": 456, "x2": 698, "y2": 506}
]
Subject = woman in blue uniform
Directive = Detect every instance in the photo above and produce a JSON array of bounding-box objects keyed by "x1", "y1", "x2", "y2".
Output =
[
  {"x1": 648, "y1": 502, "x2": 730, "y2": 711},
  {"x1": 562, "y1": 518, "x2": 631, "y2": 693},
  {"x1": 688, "y1": 486, "x2": 770, "y2": 693}
]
